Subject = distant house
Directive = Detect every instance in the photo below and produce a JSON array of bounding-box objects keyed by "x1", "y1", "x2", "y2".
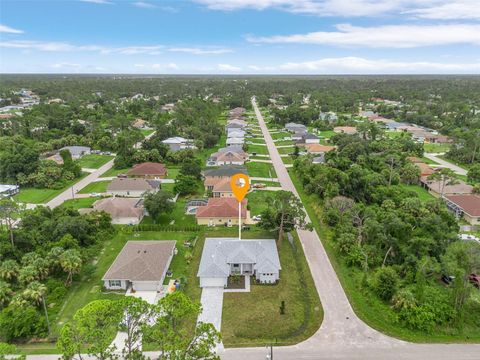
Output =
[
  {"x1": 229, "y1": 107, "x2": 246, "y2": 117},
  {"x1": 196, "y1": 198, "x2": 250, "y2": 226},
  {"x1": 60, "y1": 146, "x2": 91, "y2": 159},
  {"x1": 305, "y1": 144, "x2": 335, "y2": 155},
  {"x1": 0, "y1": 184, "x2": 19, "y2": 198},
  {"x1": 226, "y1": 137, "x2": 244, "y2": 147},
  {"x1": 88, "y1": 197, "x2": 145, "y2": 225},
  {"x1": 444, "y1": 194, "x2": 480, "y2": 226},
  {"x1": 103, "y1": 241, "x2": 176, "y2": 291},
  {"x1": 420, "y1": 176, "x2": 473, "y2": 198},
  {"x1": 162, "y1": 137, "x2": 196, "y2": 152},
  {"x1": 291, "y1": 130, "x2": 307, "y2": 141},
  {"x1": 161, "y1": 103, "x2": 175, "y2": 112},
  {"x1": 45, "y1": 153, "x2": 64, "y2": 165},
  {"x1": 203, "y1": 165, "x2": 248, "y2": 180},
  {"x1": 334, "y1": 126, "x2": 357, "y2": 135},
  {"x1": 225, "y1": 120, "x2": 247, "y2": 133},
  {"x1": 296, "y1": 133, "x2": 320, "y2": 145},
  {"x1": 285, "y1": 122, "x2": 307, "y2": 133},
  {"x1": 312, "y1": 154, "x2": 326, "y2": 164},
  {"x1": 319, "y1": 111, "x2": 338, "y2": 122},
  {"x1": 127, "y1": 162, "x2": 167, "y2": 179},
  {"x1": 198, "y1": 237, "x2": 281, "y2": 287},
  {"x1": 227, "y1": 129, "x2": 246, "y2": 138},
  {"x1": 107, "y1": 178, "x2": 160, "y2": 197},
  {"x1": 208, "y1": 148, "x2": 248, "y2": 166},
  {"x1": 204, "y1": 177, "x2": 233, "y2": 198},
  {"x1": 132, "y1": 118, "x2": 147, "y2": 129}
]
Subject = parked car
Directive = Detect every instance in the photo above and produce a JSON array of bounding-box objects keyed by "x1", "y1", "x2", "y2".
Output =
[
  {"x1": 441, "y1": 274, "x2": 455, "y2": 285},
  {"x1": 252, "y1": 183, "x2": 266, "y2": 189},
  {"x1": 252, "y1": 215, "x2": 262, "y2": 221},
  {"x1": 90, "y1": 192, "x2": 101, "y2": 197},
  {"x1": 117, "y1": 173, "x2": 128, "y2": 178},
  {"x1": 469, "y1": 273, "x2": 480, "y2": 288}
]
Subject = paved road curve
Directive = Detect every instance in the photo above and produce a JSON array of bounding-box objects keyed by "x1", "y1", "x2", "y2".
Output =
[
  {"x1": 219, "y1": 98, "x2": 480, "y2": 360},
  {"x1": 424, "y1": 152, "x2": 468, "y2": 176}
]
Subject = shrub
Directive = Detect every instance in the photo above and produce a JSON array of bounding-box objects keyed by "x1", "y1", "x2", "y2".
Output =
[
  {"x1": 0, "y1": 305, "x2": 46, "y2": 342},
  {"x1": 371, "y1": 266, "x2": 399, "y2": 301}
]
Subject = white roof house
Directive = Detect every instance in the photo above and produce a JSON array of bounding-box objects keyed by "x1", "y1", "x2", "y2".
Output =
[
  {"x1": 162, "y1": 137, "x2": 197, "y2": 152},
  {"x1": 60, "y1": 146, "x2": 91, "y2": 159},
  {"x1": 0, "y1": 184, "x2": 19, "y2": 198},
  {"x1": 227, "y1": 129, "x2": 246, "y2": 138},
  {"x1": 197, "y1": 238, "x2": 281, "y2": 287},
  {"x1": 226, "y1": 137, "x2": 244, "y2": 146}
]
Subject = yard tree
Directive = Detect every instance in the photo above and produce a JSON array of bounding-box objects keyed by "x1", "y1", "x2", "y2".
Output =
[
  {"x1": 60, "y1": 149, "x2": 82, "y2": 178},
  {"x1": 0, "y1": 281, "x2": 12, "y2": 307},
  {"x1": 0, "y1": 198, "x2": 21, "y2": 247},
  {"x1": 59, "y1": 249, "x2": 83, "y2": 286},
  {"x1": 145, "y1": 291, "x2": 221, "y2": 360},
  {"x1": 21, "y1": 281, "x2": 51, "y2": 334},
  {"x1": 120, "y1": 297, "x2": 154, "y2": 360},
  {"x1": 427, "y1": 168, "x2": 459, "y2": 198},
  {"x1": 57, "y1": 299, "x2": 123, "y2": 360},
  {"x1": 258, "y1": 190, "x2": 309, "y2": 246},
  {"x1": 174, "y1": 175, "x2": 199, "y2": 196},
  {"x1": 143, "y1": 190, "x2": 175, "y2": 223},
  {"x1": 0, "y1": 259, "x2": 19, "y2": 282},
  {"x1": 467, "y1": 164, "x2": 480, "y2": 184},
  {"x1": 179, "y1": 158, "x2": 202, "y2": 179}
]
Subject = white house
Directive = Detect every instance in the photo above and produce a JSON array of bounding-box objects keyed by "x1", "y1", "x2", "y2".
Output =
[
  {"x1": 0, "y1": 184, "x2": 19, "y2": 198},
  {"x1": 103, "y1": 241, "x2": 176, "y2": 291},
  {"x1": 60, "y1": 146, "x2": 91, "y2": 159},
  {"x1": 107, "y1": 178, "x2": 160, "y2": 197},
  {"x1": 162, "y1": 137, "x2": 196, "y2": 152},
  {"x1": 197, "y1": 237, "x2": 281, "y2": 287},
  {"x1": 226, "y1": 137, "x2": 244, "y2": 146}
]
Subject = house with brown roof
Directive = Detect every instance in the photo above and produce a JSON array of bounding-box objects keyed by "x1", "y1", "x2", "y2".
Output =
[
  {"x1": 196, "y1": 198, "x2": 251, "y2": 226},
  {"x1": 107, "y1": 178, "x2": 160, "y2": 197},
  {"x1": 204, "y1": 177, "x2": 234, "y2": 198},
  {"x1": 406, "y1": 157, "x2": 436, "y2": 177},
  {"x1": 102, "y1": 241, "x2": 176, "y2": 291},
  {"x1": 420, "y1": 176, "x2": 473, "y2": 198},
  {"x1": 305, "y1": 144, "x2": 336, "y2": 155},
  {"x1": 444, "y1": 195, "x2": 480, "y2": 226},
  {"x1": 207, "y1": 147, "x2": 248, "y2": 166},
  {"x1": 127, "y1": 162, "x2": 167, "y2": 179},
  {"x1": 334, "y1": 126, "x2": 357, "y2": 135},
  {"x1": 132, "y1": 118, "x2": 147, "y2": 129},
  {"x1": 90, "y1": 197, "x2": 145, "y2": 225}
]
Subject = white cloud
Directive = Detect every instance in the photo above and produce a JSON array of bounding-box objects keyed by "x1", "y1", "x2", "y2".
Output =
[
  {"x1": 405, "y1": 0, "x2": 480, "y2": 20},
  {"x1": 1, "y1": 40, "x2": 103, "y2": 52},
  {"x1": 80, "y1": 0, "x2": 113, "y2": 4},
  {"x1": 132, "y1": 1, "x2": 156, "y2": 9},
  {"x1": 218, "y1": 63, "x2": 242, "y2": 71},
  {"x1": 168, "y1": 47, "x2": 233, "y2": 54},
  {"x1": 152, "y1": 63, "x2": 180, "y2": 70},
  {"x1": 254, "y1": 56, "x2": 480, "y2": 74},
  {"x1": 0, "y1": 24, "x2": 24, "y2": 34},
  {"x1": 51, "y1": 62, "x2": 82, "y2": 69},
  {"x1": 247, "y1": 23, "x2": 480, "y2": 48}
]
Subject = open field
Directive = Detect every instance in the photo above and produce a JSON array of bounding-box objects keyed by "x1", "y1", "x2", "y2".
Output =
[
  {"x1": 78, "y1": 180, "x2": 110, "y2": 194},
  {"x1": 246, "y1": 190, "x2": 275, "y2": 216},
  {"x1": 247, "y1": 144, "x2": 269, "y2": 155},
  {"x1": 424, "y1": 143, "x2": 451, "y2": 154},
  {"x1": 247, "y1": 161, "x2": 277, "y2": 178},
  {"x1": 77, "y1": 154, "x2": 114, "y2": 169},
  {"x1": 60, "y1": 197, "x2": 99, "y2": 209},
  {"x1": 398, "y1": 184, "x2": 435, "y2": 202},
  {"x1": 277, "y1": 146, "x2": 296, "y2": 155}
]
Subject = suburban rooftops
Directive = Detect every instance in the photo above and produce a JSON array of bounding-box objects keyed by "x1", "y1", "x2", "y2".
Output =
[
  {"x1": 196, "y1": 198, "x2": 247, "y2": 218},
  {"x1": 127, "y1": 162, "x2": 167, "y2": 177},
  {"x1": 107, "y1": 178, "x2": 160, "y2": 192},
  {"x1": 203, "y1": 165, "x2": 248, "y2": 178}
]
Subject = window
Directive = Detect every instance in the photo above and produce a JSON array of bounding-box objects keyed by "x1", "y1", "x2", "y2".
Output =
[
  {"x1": 109, "y1": 280, "x2": 121, "y2": 287},
  {"x1": 233, "y1": 264, "x2": 239, "y2": 268}
]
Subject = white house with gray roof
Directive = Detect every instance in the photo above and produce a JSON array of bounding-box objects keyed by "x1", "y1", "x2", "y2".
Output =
[{"x1": 197, "y1": 238, "x2": 281, "y2": 287}]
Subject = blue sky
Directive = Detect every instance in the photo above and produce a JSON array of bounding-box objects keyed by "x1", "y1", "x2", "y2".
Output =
[{"x1": 0, "y1": 0, "x2": 479, "y2": 74}]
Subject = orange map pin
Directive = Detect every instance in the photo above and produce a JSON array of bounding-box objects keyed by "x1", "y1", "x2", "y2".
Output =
[{"x1": 230, "y1": 173, "x2": 250, "y2": 202}]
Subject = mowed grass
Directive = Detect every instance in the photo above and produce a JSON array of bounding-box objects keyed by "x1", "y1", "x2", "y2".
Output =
[
  {"x1": 60, "y1": 197, "x2": 99, "y2": 209},
  {"x1": 247, "y1": 144, "x2": 269, "y2": 155},
  {"x1": 246, "y1": 190, "x2": 275, "y2": 216},
  {"x1": 275, "y1": 140, "x2": 294, "y2": 146},
  {"x1": 101, "y1": 167, "x2": 130, "y2": 177},
  {"x1": 318, "y1": 130, "x2": 335, "y2": 139},
  {"x1": 277, "y1": 146, "x2": 296, "y2": 155},
  {"x1": 76, "y1": 154, "x2": 114, "y2": 169},
  {"x1": 78, "y1": 180, "x2": 110, "y2": 194},
  {"x1": 246, "y1": 162, "x2": 277, "y2": 178},
  {"x1": 289, "y1": 171, "x2": 480, "y2": 343},
  {"x1": 222, "y1": 231, "x2": 323, "y2": 347},
  {"x1": 270, "y1": 131, "x2": 291, "y2": 140},
  {"x1": 141, "y1": 198, "x2": 197, "y2": 227},
  {"x1": 398, "y1": 184, "x2": 435, "y2": 202},
  {"x1": 424, "y1": 143, "x2": 451, "y2": 154}
]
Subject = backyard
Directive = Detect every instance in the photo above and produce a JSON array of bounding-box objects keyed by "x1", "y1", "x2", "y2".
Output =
[
  {"x1": 140, "y1": 198, "x2": 197, "y2": 227},
  {"x1": 221, "y1": 232, "x2": 323, "y2": 347},
  {"x1": 247, "y1": 144, "x2": 269, "y2": 155},
  {"x1": 246, "y1": 190, "x2": 275, "y2": 216},
  {"x1": 246, "y1": 161, "x2": 277, "y2": 178}
]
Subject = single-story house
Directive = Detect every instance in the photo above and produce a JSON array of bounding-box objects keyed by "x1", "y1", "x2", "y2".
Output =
[
  {"x1": 103, "y1": 241, "x2": 176, "y2": 291},
  {"x1": 291, "y1": 130, "x2": 307, "y2": 141},
  {"x1": 90, "y1": 197, "x2": 145, "y2": 225},
  {"x1": 60, "y1": 146, "x2": 91, "y2": 159},
  {"x1": 197, "y1": 237, "x2": 281, "y2": 287},
  {"x1": 229, "y1": 107, "x2": 246, "y2": 117},
  {"x1": 162, "y1": 137, "x2": 196, "y2": 152},
  {"x1": 285, "y1": 122, "x2": 307, "y2": 133},
  {"x1": 226, "y1": 137, "x2": 244, "y2": 146},
  {"x1": 305, "y1": 144, "x2": 336, "y2": 155},
  {"x1": 208, "y1": 148, "x2": 248, "y2": 166},
  {"x1": 203, "y1": 165, "x2": 248, "y2": 180},
  {"x1": 334, "y1": 126, "x2": 357, "y2": 135},
  {"x1": 127, "y1": 162, "x2": 167, "y2": 179},
  {"x1": 184, "y1": 199, "x2": 208, "y2": 215},
  {"x1": 196, "y1": 198, "x2": 250, "y2": 226},
  {"x1": 319, "y1": 111, "x2": 338, "y2": 122},
  {"x1": 107, "y1": 178, "x2": 160, "y2": 197},
  {"x1": 204, "y1": 177, "x2": 233, "y2": 198},
  {"x1": 227, "y1": 129, "x2": 246, "y2": 138},
  {"x1": 444, "y1": 194, "x2": 480, "y2": 226},
  {"x1": 296, "y1": 133, "x2": 320, "y2": 145},
  {"x1": 225, "y1": 121, "x2": 247, "y2": 133},
  {"x1": 0, "y1": 184, "x2": 19, "y2": 198},
  {"x1": 420, "y1": 176, "x2": 473, "y2": 198},
  {"x1": 312, "y1": 154, "x2": 326, "y2": 164},
  {"x1": 406, "y1": 157, "x2": 436, "y2": 177}
]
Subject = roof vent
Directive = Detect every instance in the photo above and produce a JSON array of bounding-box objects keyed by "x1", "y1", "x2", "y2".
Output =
[{"x1": 144, "y1": 250, "x2": 147, "y2": 253}]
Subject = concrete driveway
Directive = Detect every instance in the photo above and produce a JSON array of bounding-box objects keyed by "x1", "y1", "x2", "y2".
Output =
[{"x1": 197, "y1": 287, "x2": 224, "y2": 332}]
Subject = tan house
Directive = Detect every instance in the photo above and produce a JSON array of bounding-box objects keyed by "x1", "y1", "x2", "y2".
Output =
[
  {"x1": 107, "y1": 178, "x2": 160, "y2": 197},
  {"x1": 334, "y1": 126, "x2": 357, "y2": 135},
  {"x1": 132, "y1": 118, "x2": 147, "y2": 128},
  {"x1": 196, "y1": 198, "x2": 250, "y2": 226},
  {"x1": 90, "y1": 197, "x2": 145, "y2": 225},
  {"x1": 127, "y1": 162, "x2": 168, "y2": 179},
  {"x1": 305, "y1": 144, "x2": 336, "y2": 155},
  {"x1": 103, "y1": 241, "x2": 176, "y2": 291},
  {"x1": 444, "y1": 194, "x2": 480, "y2": 226},
  {"x1": 207, "y1": 147, "x2": 248, "y2": 166},
  {"x1": 420, "y1": 176, "x2": 473, "y2": 198},
  {"x1": 204, "y1": 177, "x2": 234, "y2": 198}
]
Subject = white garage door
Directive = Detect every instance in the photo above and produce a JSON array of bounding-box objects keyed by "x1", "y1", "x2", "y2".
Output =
[{"x1": 132, "y1": 281, "x2": 159, "y2": 291}]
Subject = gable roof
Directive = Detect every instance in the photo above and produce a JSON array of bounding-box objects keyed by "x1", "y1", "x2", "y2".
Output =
[
  {"x1": 196, "y1": 198, "x2": 247, "y2": 218},
  {"x1": 60, "y1": 146, "x2": 91, "y2": 156},
  {"x1": 107, "y1": 178, "x2": 160, "y2": 192},
  {"x1": 127, "y1": 162, "x2": 167, "y2": 176},
  {"x1": 93, "y1": 197, "x2": 144, "y2": 218},
  {"x1": 420, "y1": 176, "x2": 473, "y2": 195},
  {"x1": 445, "y1": 195, "x2": 480, "y2": 216},
  {"x1": 305, "y1": 144, "x2": 336, "y2": 154},
  {"x1": 210, "y1": 150, "x2": 246, "y2": 163},
  {"x1": 102, "y1": 241, "x2": 176, "y2": 281},
  {"x1": 203, "y1": 165, "x2": 248, "y2": 178},
  {"x1": 198, "y1": 238, "x2": 281, "y2": 278}
]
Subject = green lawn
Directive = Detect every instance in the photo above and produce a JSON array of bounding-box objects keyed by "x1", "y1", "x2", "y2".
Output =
[
  {"x1": 289, "y1": 171, "x2": 480, "y2": 343},
  {"x1": 14, "y1": 173, "x2": 89, "y2": 204},
  {"x1": 78, "y1": 180, "x2": 110, "y2": 194},
  {"x1": 166, "y1": 167, "x2": 180, "y2": 179},
  {"x1": 275, "y1": 140, "x2": 294, "y2": 146},
  {"x1": 140, "y1": 129, "x2": 155, "y2": 137},
  {"x1": 60, "y1": 197, "x2": 99, "y2": 209},
  {"x1": 318, "y1": 130, "x2": 335, "y2": 139},
  {"x1": 161, "y1": 182, "x2": 176, "y2": 193},
  {"x1": 141, "y1": 198, "x2": 197, "y2": 227},
  {"x1": 246, "y1": 190, "x2": 275, "y2": 216},
  {"x1": 76, "y1": 154, "x2": 114, "y2": 169},
  {"x1": 398, "y1": 184, "x2": 434, "y2": 202},
  {"x1": 282, "y1": 156, "x2": 295, "y2": 164},
  {"x1": 247, "y1": 144, "x2": 269, "y2": 155},
  {"x1": 222, "y1": 231, "x2": 323, "y2": 347},
  {"x1": 420, "y1": 156, "x2": 439, "y2": 165},
  {"x1": 277, "y1": 146, "x2": 295, "y2": 155},
  {"x1": 270, "y1": 131, "x2": 291, "y2": 140},
  {"x1": 424, "y1": 143, "x2": 451, "y2": 154},
  {"x1": 251, "y1": 180, "x2": 281, "y2": 187},
  {"x1": 246, "y1": 162, "x2": 277, "y2": 178},
  {"x1": 100, "y1": 167, "x2": 130, "y2": 177}
]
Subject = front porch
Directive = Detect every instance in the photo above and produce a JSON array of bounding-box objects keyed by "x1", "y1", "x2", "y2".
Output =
[
  {"x1": 230, "y1": 262, "x2": 254, "y2": 276},
  {"x1": 225, "y1": 275, "x2": 251, "y2": 293}
]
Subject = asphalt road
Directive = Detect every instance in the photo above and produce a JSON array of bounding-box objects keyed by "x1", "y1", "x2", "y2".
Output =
[
  {"x1": 424, "y1": 152, "x2": 468, "y2": 175},
  {"x1": 217, "y1": 98, "x2": 480, "y2": 360}
]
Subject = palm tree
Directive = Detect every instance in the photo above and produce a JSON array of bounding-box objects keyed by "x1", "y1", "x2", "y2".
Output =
[
  {"x1": 59, "y1": 249, "x2": 83, "y2": 286},
  {"x1": 0, "y1": 281, "x2": 13, "y2": 306},
  {"x1": 18, "y1": 265, "x2": 40, "y2": 285},
  {"x1": 0, "y1": 259, "x2": 19, "y2": 281},
  {"x1": 23, "y1": 281, "x2": 50, "y2": 334}
]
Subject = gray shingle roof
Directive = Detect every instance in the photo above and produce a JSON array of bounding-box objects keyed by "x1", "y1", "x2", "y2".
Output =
[
  {"x1": 203, "y1": 165, "x2": 248, "y2": 177},
  {"x1": 197, "y1": 238, "x2": 281, "y2": 278}
]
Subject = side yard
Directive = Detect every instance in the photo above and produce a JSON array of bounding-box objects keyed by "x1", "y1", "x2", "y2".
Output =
[{"x1": 246, "y1": 161, "x2": 277, "y2": 178}]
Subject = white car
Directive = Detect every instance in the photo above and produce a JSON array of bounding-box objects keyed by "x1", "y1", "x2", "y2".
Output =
[
  {"x1": 90, "y1": 192, "x2": 101, "y2": 197},
  {"x1": 252, "y1": 215, "x2": 262, "y2": 221}
]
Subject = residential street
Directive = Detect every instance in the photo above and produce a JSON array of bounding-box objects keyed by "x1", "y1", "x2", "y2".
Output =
[
  {"x1": 218, "y1": 98, "x2": 480, "y2": 360},
  {"x1": 424, "y1": 152, "x2": 468, "y2": 176}
]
